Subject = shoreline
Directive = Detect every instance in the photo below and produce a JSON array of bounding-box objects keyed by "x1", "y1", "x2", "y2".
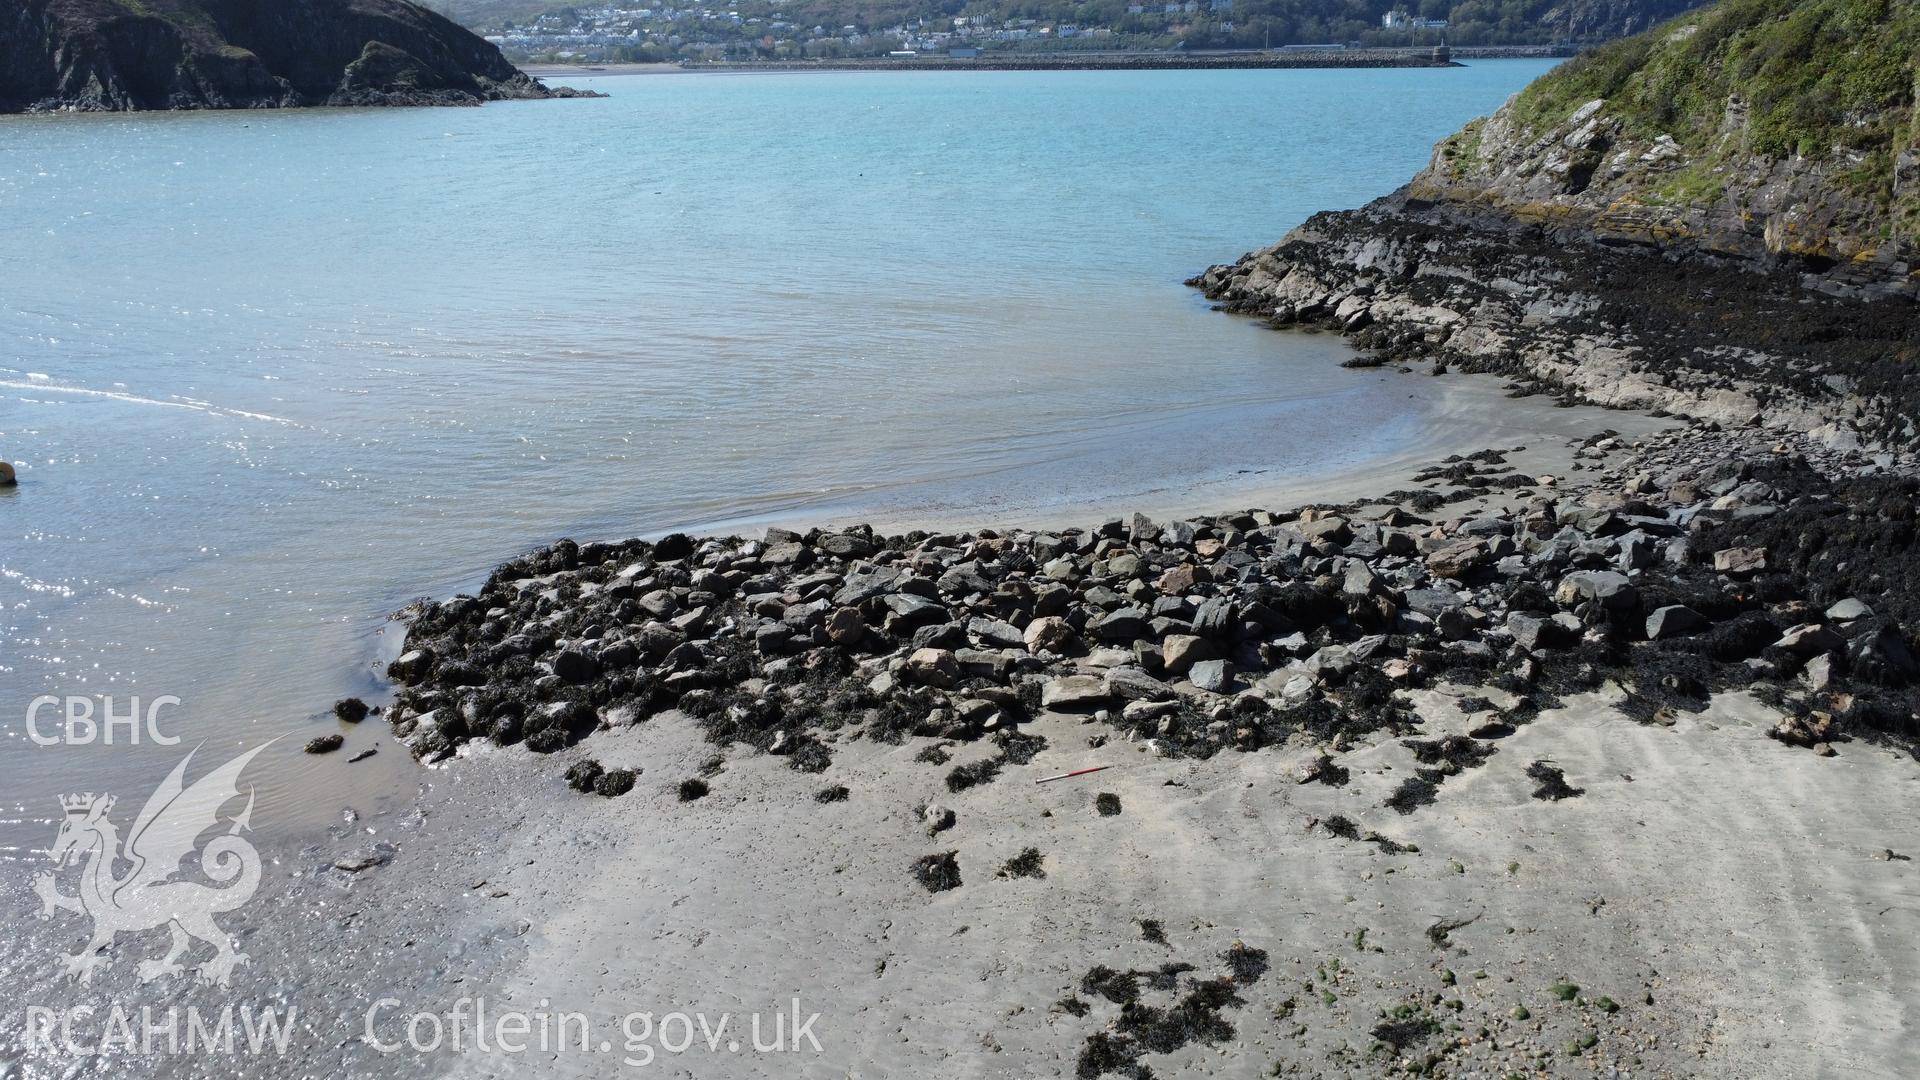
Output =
[
  {"x1": 525, "y1": 50, "x2": 1461, "y2": 79},
  {"x1": 681, "y1": 360, "x2": 1676, "y2": 541},
  {"x1": 355, "y1": 362, "x2": 1916, "y2": 1079},
  {"x1": 522, "y1": 46, "x2": 1576, "y2": 81},
  {"x1": 17, "y1": 390, "x2": 1911, "y2": 1078},
  {"x1": 12, "y1": 359, "x2": 1916, "y2": 1077}
]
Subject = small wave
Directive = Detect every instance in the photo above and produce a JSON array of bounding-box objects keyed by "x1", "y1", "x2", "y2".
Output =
[
  {"x1": 0, "y1": 379, "x2": 299, "y2": 426},
  {"x1": 0, "y1": 567, "x2": 76, "y2": 598},
  {"x1": 102, "y1": 587, "x2": 171, "y2": 610}
]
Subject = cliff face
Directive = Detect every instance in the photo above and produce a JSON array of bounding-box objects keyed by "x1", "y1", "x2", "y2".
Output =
[
  {"x1": 0, "y1": 0, "x2": 593, "y2": 113},
  {"x1": 1536, "y1": 0, "x2": 1709, "y2": 41},
  {"x1": 1419, "y1": 0, "x2": 1920, "y2": 291},
  {"x1": 1193, "y1": 0, "x2": 1920, "y2": 449}
]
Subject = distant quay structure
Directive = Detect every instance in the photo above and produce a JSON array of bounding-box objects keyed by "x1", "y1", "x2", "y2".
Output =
[{"x1": 672, "y1": 48, "x2": 1469, "y2": 72}]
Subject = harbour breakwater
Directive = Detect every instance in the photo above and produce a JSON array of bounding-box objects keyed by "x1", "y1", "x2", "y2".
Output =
[{"x1": 676, "y1": 48, "x2": 1461, "y2": 74}]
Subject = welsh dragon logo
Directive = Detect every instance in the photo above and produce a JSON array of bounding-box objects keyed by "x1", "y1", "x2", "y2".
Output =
[{"x1": 33, "y1": 743, "x2": 269, "y2": 987}]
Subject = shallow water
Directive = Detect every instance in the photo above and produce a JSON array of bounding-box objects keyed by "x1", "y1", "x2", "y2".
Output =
[{"x1": 0, "y1": 62, "x2": 1555, "y2": 848}]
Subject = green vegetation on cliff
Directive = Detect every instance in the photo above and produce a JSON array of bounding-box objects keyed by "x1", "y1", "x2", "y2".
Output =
[
  {"x1": 1509, "y1": 0, "x2": 1918, "y2": 185},
  {"x1": 1423, "y1": 0, "x2": 1920, "y2": 268}
]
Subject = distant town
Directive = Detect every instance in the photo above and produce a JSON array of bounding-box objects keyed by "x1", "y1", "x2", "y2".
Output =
[{"x1": 472, "y1": 3, "x2": 1557, "y2": 65}]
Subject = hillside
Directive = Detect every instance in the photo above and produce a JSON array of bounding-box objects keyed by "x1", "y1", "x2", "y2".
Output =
[
  {"x1": 1192, "y1": 0, "x2": 1920, "y2": 449},
  {"x1": 0, "y1": 0, "x2": 594, "y2": 113},
  {"x1": 446, "y1": 0, "x2": 1710, "y2": 63},
  {"x1": 1418, "y1": 0, "x2": 1920, "y2": 284}
]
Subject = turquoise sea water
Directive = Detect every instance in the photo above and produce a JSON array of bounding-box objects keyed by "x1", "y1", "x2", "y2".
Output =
[{"x1": 0, "y1": 62, "x2": 1555, "y2": 846}]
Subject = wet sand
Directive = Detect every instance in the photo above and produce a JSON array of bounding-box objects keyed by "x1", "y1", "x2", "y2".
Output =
[{"x1": 5, "y1": 364, "x2": 1912, "y2": 1080}]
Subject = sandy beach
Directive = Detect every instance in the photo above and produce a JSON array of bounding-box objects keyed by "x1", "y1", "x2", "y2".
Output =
[
  {"x1": 307, "y1": 681, "x2": 1920, "y2": 1078},
  {"x1": 12, "y1": 357, "x2": 1912, "y2": 1079}
]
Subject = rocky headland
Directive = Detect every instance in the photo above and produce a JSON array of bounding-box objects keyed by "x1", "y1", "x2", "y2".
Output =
[
  {"x1": 1193, "y1": 0, "x2": 1920, "y2": 445},
  {"x1": 0, "y1": 0, "x2": 598, "y2": 113}
]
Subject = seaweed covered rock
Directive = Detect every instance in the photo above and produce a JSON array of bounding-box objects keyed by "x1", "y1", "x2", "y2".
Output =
[
  {"x1": 1191, "y1": 0, "x2": 1920, "y2": 446},
  {"x1": 371, "y1": 421, "x2": 1919, "y2": 790}
]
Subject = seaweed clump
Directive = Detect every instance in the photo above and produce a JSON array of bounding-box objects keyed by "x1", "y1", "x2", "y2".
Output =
[
  {"x1": 1067, "y1": 944, "x2": 1268, "y2": 1077},
  {"x1": 911, "y1": 850, "x2": 962, "y2": 893},
  {"x1": 998, "y1": 847, "x2": 1046, "y2": 879},
  {"x1": 1526, "y1": 760, "x2": 1584, "y2": 801}
]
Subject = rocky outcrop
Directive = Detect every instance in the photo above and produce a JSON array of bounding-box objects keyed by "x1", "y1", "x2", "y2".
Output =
[
  {"x1": 1193, "y1": 0, "x2": 1920, "y2": 448},
  {"x1": 1408, "y1": 43, "x2": 1920, "y2": 290},
  {"x1": 0, "y1": 0, "x2": 598, "y2": 113},
  {"x1": 374, "y1": 423, "x2": 1920, "y2": 803},
  {"x1": 1193, "y1": 195, "x2": 1920, "y2": 445}
]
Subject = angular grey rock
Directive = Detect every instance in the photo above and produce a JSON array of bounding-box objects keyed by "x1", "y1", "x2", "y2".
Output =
[
  {"x1": 818, "y1": 532, "x2": 876, "y2": 559},
  {"x1": 1105, "y1": 666, "x2": 1173, "y2": 702},
  {"x1": 550, "y1": 647, "x2": 600, "y2": 684},
  {"x1": 1159, "y1": 633, "x2": 1218, "y2": 675},
  {"x1": 1191, "y1": 597, "x2": 1235, "y2": 639},
  {"x1": 1090, "y1": 607, "x2": 1150, "y2": 642},
  {"x1": 1343, "y1": 561, "x2": 1387, "y2": 598},
  {"x1": 388, "y1": 648, "x2": 434, "y2": 684},
  {"x1": 1825, "y1": 598, "x2": 1873, "y2": 622},
  {"x1": 967, "y1": 617, "x2": 1026, "y2": 650},
  {"x1": 1554, "y1": 569, "x2": 1638, "y2": 610},
  {"x1": 954, "y1": 697, "x2": 998, "y2": 725},
  {"x1": 954, "y1": 648, "x2": 1012, "y2": 679},
  {"x1": 825, "y1": 606, "x2": 867, "y2": 646},
  {"x1": 1774, "y1": 623, "x2": 1844, "y2": 658},
  {"x1": 1403, "y1": 588, "x2": 1465, "y2": 616},
  {"x1": 1560, "y1": 507, "x2": 1621, "y2": 536},
  {"x1": 882, "y1": 593, "x2": 948, "y2": 627},
  {"x1": 1426, "y1": 539, "x2": 1487, "y2": 579},
  {"x1": 1712, "y1": 546, "x2": 1769, "y2": 576},
  {"x1": 662, "y1": 641, "x2": 705, "y2": 672},
  {"x1": 912, "y1": 622, "x2": 969, "y2": 652},
  {"x1": 1645, "y1": 604, "x2": 1708, "y2": 640},
  {"x1": 1023, "y1": 616, "x2": 1077, "y2": 654},
  {"x1": 1042, "y1": 557, "x2": 1080, "y2": 582},
  {"x1": 1297, "y1": 515, "x2": 1352, "y2": 545},
  {"x1": 1041, "y1": 674, "x2": 1111, "y2": 710},
  {"x1": 1350, "y1": 634, "x2": 1389, "y2": 660},
  {"x1": 762, "y1": 540, "x2": 810, "y2": 567},
  {"x1": 1802, "y1": 653, "x2": 1835, "y2": 690},
  {"x1": 1617, "y1": 530, "x2": 1659, "y2": 571},
  {"x1": 1188, "y1": 659, "x2": 1234, "y2": 694},
  {"x1": 906, "y1": 647, "x2": 960, "y2": 689},
  {"x1": 834, "y1": 566, "x2": 904, "y2": 605},
  {"x1": 1506, "y1": 612, "x2": 1573, "y2": 651},
  {"x1": 1304, "y1": 645, "x2": 1356, "y2": 682}
]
